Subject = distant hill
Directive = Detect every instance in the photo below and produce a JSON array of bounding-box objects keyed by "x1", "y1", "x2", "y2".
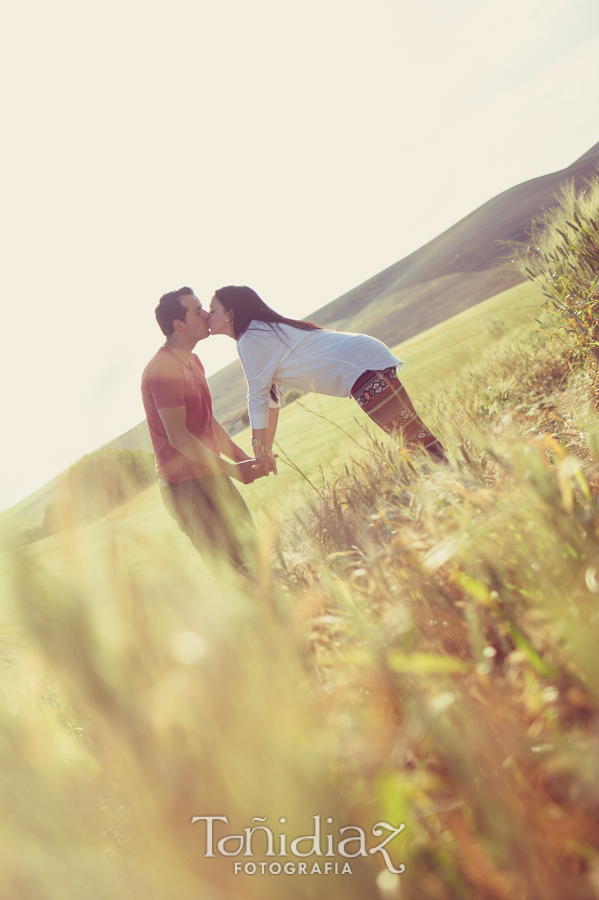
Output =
[
  {"x1": 114, "y1": 141, "x2": 599, "y2": 447},
  {"x1": 311, "y1": 142, "x2": 599, "y2": 337}
]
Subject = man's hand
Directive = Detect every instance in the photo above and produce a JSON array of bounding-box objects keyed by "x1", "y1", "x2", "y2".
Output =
[{"x1": 232, "y1": 458, "x2": 266, "y2": 484}]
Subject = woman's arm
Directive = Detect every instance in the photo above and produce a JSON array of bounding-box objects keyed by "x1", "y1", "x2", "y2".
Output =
[
  {"x1": 238, "y1": 332, "x2": 285, "y2": 474},
  {"x1": 238, "y1": 331, "x2": 285, "y2": 433},
  {"x1": 252, "y1": 389, "x2": 280, "y2": 473},
  {"x1": 264, "y1": 405, "x2": 279, "y2": 452}
]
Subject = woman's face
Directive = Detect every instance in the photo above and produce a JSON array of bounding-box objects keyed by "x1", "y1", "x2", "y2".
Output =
[{"x1": 208, "y1": 294, "x2": 233, "y2": 337}]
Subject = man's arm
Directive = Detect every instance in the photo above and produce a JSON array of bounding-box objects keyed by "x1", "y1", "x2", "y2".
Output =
[
  {"x1": 158, "y1": 406, "x2": 258, "y2": 484},
  {"x1": 212, "y1": 418, "x2": 252, "y2": 462}
]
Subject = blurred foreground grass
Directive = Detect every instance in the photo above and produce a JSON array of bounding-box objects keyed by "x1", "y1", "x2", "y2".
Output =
[{"x1": 5, "y1": 279, "x2": 599, "y2": 897}]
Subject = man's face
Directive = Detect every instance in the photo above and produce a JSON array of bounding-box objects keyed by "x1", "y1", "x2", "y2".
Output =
[{"x1": 179, "y1": 294, "x2": 210, "y2": 344}]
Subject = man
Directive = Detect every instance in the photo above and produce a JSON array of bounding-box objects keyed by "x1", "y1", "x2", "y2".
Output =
[{"x1": 141, "y1": 286, "x2": 263, "y2": 572}]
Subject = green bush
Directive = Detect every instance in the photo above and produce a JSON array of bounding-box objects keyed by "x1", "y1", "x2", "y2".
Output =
[
  {"x1": 235, "y1": 390, "x2": 303, "y2": 427},
  {"x1": 33, "y1": 450, "x2": 155, "y2": 538},
  {"x1": 282, "y1": 388, "x2": 304, "y2": 406}
]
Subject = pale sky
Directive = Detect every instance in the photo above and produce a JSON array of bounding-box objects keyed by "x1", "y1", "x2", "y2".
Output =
[{"x1": 1, "y1": 0, "x2": 599, "y2": 512}]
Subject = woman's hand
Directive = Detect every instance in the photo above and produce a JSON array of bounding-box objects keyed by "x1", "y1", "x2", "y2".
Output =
[{"x1": 253, "y1": 443, "x2": 278, "y2": 476}]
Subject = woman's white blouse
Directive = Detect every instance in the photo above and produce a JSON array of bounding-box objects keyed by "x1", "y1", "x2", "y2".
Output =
[{"x1": 237, "y1": 322, "x2": 403, "y2": 429}]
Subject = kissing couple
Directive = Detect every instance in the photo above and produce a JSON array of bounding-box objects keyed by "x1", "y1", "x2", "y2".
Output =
[{"x1": 142, "y1": 285, "x2": 445, "y2": 573}]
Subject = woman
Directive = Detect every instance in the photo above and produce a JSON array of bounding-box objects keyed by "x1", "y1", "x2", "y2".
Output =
[{"x1": 209, "y1": 286, "x2": 446, "y2": 474}]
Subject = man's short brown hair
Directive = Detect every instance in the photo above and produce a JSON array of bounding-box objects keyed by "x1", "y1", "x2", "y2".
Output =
[{"x1": 155, "y1": 287, "x2": 194, "y2": 336}]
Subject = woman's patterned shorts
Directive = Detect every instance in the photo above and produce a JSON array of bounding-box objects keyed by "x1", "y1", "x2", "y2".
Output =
[{"x1": 350, "y1": 366, "x2": 446, "y2": 459}]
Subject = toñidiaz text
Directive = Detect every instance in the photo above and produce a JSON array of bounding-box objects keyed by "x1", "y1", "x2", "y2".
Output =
[{"x1": 190, "y1": 815, "x2": 406, "y2": 875}]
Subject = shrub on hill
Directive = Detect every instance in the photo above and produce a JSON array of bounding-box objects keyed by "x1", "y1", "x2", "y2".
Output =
[
  {"x1": 282, "y1": 388, "x2": 304, "y2": 405},
  {"x1": 32, "y1": 449, "x2": 155, "y2": 538},
  {"x1": 513, "y1": 170, "x2": 599, "y2": 371},
  {"x1": 232, "y1": 388, "x2": 304, "y2": 429}
]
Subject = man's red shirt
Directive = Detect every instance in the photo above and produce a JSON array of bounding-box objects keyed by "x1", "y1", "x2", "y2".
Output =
[{"x1": 141, "y1": 347, "x2": 220, "y2": 482}]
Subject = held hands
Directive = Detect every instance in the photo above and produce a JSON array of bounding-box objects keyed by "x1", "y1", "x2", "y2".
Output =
[
  {"x1": 234, "y1": 453, "x2": 277, "y2": 484},
  {"x1": 252, "y1": 444, "x2": 278, "y2": 476},
  {"x1": 235, "y1": 458, "x2": 264, "y2": 484},
  {"x1": 231, "y1": 442, "x2": 277, "y2": 483}
]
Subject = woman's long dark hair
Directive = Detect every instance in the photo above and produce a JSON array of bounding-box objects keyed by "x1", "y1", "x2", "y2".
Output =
[{"x1": 213, "y1": 286, "x2": 321, "y2": 340}]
